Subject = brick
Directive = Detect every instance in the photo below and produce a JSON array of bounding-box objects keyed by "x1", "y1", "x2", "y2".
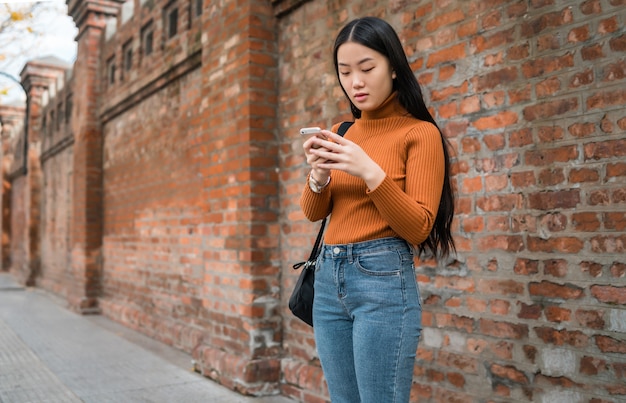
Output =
[
  {"x1": 610, "y1": 262, "x2": 626, "y2": 278},
  {"x1": 606, "y1": 162, "x2": 626, "y2": 179},
  {"x1": 484, "y1": 174, "x2": 507, "y2": 191},
  {"x1": 529, "y1": 281, "x2": 584, "y2": 300},
  {"x1": 602, "y1": 60, "x2": 626, "y2": 82},
  {"x1": 569, "y1": 69, "x2": 594, "y2": 88},
  {"x1": 462, "y1": 216, "x2": 484, "y2": 233},
  {"x1": 534, "y1": 374, "x2": 582, "y2": 388},
  {"x1": 584, "y1": 139, "x2": 626, "y2": 160},
  {"x1": 596, "y1": 335, "x2": 626, "y2": 354},
  {"x1": 538, "y1": 168, "x2": 565, "y2": 186},
  {"x1": 508, "y1": 84, "x2": 532, "y2": 103},
  {"x1": 521, "y1": 9, "x2": 573, "y2": 36},
  {"x1": 477, "y1": 279, "x2": 525, "y2": 295},
  {"x1": 511, "y1": 171, "x2": 535, "y2": 188},
  {"x1": 537, "y1": 33, "x2": 560, "y2": 52},
  {"x1": 543, "y1": 259, "x2": 568, "y2": 277},
  {"x1": 426, "y1": 43, "x2": 467, "y2": 68},
  {"x1": 568, "y1": 25, "x2": 590, "y2": 43},
  {"x1": 568, "y1": 122, "x2": 595, "y2": 138},
  {"x1": 544, "y1": 306, "x2": 571, "y2": 322},
  {"x1": 460, "y1": 96, "x2": 480, "y2": 114},
  {"x1": 525, "y1": 145, "x2": 578, "y2": 166},
  {"x1": 471, "y1": 67, "x2": 518, "y2": 92},
  {"x1": 590, "y1": 285, "x2": 626, "y2": 304},
  {"x1": 580, "y1": 356, "x2": 608, "y2": 375},
  {"x1": 477, "y1": 194, "x2": 522, "y2": 211},
  {"x1": 587, "y1": 89, "x2": 626, "y2": 110},
  {"x1": 580, "y1": 0, "x2": 602, "y2": 15},
  {"x1": 518, "y1": 302, "x2": 542, "y2": 320},
  {"x1": 475, "y1": 153, "x2": 519, "y2": 173},
  {"x1": 473, "y1": 111, "x2": 518, "y2": 130},
  {"x1": 528, "y1": 189, "x2": 580, "y2": 210},
  {"x1": 436, "y1": 351, "x2": 479, "y2": 373},
  {"x1": 425, "y1": 10, "x2": 465, "y2": 32},
  {"x1": 522, "y1": 97, "x2": 578, "y2": 121},
  {"x1": 590, "y1": 235, "x2": 626, "y2": 253},
  {"x1": 477, "y1": 235, "x2": 525, "y2": 252},
  {"x1": 461, "y1": 136, "x2": 481, "y2": 153},
  {"x1": 588, "y1": 189, "x2": 611, "y2": 205},
  {"x1": 447, "y1": 372, "x2": 465, "y2": 388},
  {"x1": 569, "y1": 167, "x2": 599, "y2": 183},
  {"x1": 509, "y1": 128, "x2": 533, "y2": 147},
  {"x1": 536, "y1": 77, "x2": 561, "y2": 97},
  {"x1": 535, "y1": 327, "x2": 589, "y2": 347},
  {"x1": 609, "y1": 33, "x2": 626, "y2": 51},
  {"x1": 572, "y1": 212, "x2": 600, "y2": 231},
  {"x1": 490, "y1": 363, "x2": 529, "y2": 384},
  {"x1": 513, "y1": 258, "x2": 539, "y2": 276},
  {"x1": 479, "y1": 319, "x2": 528, "y2": 339},
  {"x1": 523, "y1": 345, "x2": 537, "y2": 364},
  {"x1": 580, "y1": 261, "x2": 604, "y2": 278},
  {"x1": 482, "y1": 225, "x2": 512, "y2": 244},
  {"x1": 490, "y1": 299, "x2": 511, "y2": 315}
]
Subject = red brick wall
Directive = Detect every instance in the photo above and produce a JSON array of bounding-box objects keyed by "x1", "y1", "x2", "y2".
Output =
[
  {"x1": 0, "y1": 105, "x2": 25, "y2": 270},
  {"x1": 9, "y1": 176, "x2": 28, "y2": 279},
  {"x1": 7, "y1": 0, "x2": 625, "y2": 401},
  {"x1": 8, "y1": 61, "x2": 64, "y2": 286},
  {"x1": 93, "y1": 0, "x2": 283, "y2": 395},
  {"x1": 96, "y1": 0, "x2": 206, "y2": 349},
  {"x1": 277, "y1": 1, "x2": 626, "y2": 402},
  {"x1": 66, "y1": 5, "x2": 113, "y2": 312},
  {"x1": 39, "y1": 75, "x2": 75, "y2": 298}
]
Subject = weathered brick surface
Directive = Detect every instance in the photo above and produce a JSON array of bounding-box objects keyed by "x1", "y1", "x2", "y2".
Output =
[
  {"x1": 0, "y1": 105, "x2": 25, "y2": 270},
  {"x1": 2, "y1": 0, "x2": 625, "y2": 401},
  {"x1": 277, "y1": 1, "x2": 626, "y2": 402}
]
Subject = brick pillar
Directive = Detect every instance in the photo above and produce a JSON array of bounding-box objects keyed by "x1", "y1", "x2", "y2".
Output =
[
  {"x1": 0, "y1": 105, "x2": 26, "y2": 271},
  {"x1": 7, "y1": 62, "x2": 66, "y2": 286},
  {"x1": 67, "y1": 0, "x2": 123, "y2": 313},
  {"x1": 193, "y1": 0, "x2": 282, "y2": 395}
]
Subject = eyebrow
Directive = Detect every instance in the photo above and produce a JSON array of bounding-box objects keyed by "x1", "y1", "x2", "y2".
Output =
[{"x1": 338, "y1": 57, "x2": 375, "y2": 67}]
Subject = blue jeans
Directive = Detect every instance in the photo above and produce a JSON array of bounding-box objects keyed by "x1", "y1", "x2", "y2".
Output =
[{"x1": 313, "y1": 237, "x2": 422, "y2": 403}]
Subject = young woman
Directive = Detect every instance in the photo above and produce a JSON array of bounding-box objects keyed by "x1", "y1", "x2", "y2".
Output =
[{"x1": 300, "y1": 16, "x2": 455, "y2": 403}]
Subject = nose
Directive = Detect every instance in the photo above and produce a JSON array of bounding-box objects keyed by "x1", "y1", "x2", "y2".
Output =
[{"x1": 352, "y1": 73, "x2": 364, "y2": 88}]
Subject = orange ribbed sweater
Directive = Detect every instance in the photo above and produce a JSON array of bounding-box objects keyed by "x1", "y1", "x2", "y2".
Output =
[{"x1": 300, "y1": 93, "x2": 445, "y2": 246}]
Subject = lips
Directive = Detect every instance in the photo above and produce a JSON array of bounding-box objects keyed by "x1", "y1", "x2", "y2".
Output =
[{"x1": 354, "y1": 93, "x2": 368, "y2": 102}]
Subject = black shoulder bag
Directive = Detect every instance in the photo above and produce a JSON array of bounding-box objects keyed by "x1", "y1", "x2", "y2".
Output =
[{"x1": 289, "y1": 121, "x2": 353, "y2": 327}]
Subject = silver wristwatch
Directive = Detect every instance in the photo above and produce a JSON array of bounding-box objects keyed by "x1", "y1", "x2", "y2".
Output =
[{"x1": 309, "y1": 173, "x2": 331, "y2": 193}]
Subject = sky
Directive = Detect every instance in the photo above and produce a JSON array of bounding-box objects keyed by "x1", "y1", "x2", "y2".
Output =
[{"x1": 0, "y1": 0, "x2": 78, "y2": 104}]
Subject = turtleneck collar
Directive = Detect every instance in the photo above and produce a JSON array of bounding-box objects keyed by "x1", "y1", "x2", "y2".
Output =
[{"x1": 360, "y1": 92, "x2": 408, "y2": 120}]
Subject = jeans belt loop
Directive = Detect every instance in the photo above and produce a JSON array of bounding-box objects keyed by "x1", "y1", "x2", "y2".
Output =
[{"x1": 347, "y1": 243, "x2": 354, "y2": 264}]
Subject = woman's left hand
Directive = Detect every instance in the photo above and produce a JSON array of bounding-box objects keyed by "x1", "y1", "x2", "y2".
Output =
[{"x1": 309, "y1": 130, "x2": 386, "y2": 191}]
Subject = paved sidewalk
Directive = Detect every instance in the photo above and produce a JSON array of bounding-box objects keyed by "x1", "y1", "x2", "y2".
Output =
[{"x1": 0, "y1": 272, "x2": 295, "y2": 403}]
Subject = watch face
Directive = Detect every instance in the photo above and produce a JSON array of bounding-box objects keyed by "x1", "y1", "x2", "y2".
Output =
[
  {"x1": 309, "y1": 179, "x2": 320, "y2": 193},
  {"x1": 309, "y1": 174, "x2": 329, "y2": 193}
]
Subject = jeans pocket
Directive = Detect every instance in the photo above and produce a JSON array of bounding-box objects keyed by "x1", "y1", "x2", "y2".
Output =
[{"x1": 354, "y1": 249, "x2": 402, "y2": 276}]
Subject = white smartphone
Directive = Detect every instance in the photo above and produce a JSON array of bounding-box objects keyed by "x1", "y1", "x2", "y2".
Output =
[{"x1": 300, "y1": 127, "x2": 322, "y2": 136}]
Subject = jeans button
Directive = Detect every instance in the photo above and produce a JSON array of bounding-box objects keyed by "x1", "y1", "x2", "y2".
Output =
[{"x1": 333, "y1": 247, "x2": 341, "y2": 254}]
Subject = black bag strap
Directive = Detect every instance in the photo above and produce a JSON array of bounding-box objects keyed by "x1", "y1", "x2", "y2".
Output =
[
  {"x1": 337, "y1": 121, "x2": 353, "y2": 136},
  {"x1": 293, "y1": 121, "x2": 353, "y2": 270}
]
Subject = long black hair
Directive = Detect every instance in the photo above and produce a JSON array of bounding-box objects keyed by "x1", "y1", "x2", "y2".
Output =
[{"x1": 333, "y1": 16, "x2": 456, "y2": 259}]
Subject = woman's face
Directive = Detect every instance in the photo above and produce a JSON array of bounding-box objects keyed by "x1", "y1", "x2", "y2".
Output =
[{"x1": 336, "y1": 41, "x2": 396, "y2": 113}]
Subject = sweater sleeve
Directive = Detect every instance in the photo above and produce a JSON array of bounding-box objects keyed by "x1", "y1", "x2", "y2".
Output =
[
  {"x1": 300, "y1": 172, "x2": 332, "y2": 222},
  {"x1": 367, "y1": 122, "x2": 445, "y2": 245}
]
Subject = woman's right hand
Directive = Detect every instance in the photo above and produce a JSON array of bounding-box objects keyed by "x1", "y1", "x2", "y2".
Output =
[{"x1": 303, "y1": 135, "x2": 332, "y2": 182}]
